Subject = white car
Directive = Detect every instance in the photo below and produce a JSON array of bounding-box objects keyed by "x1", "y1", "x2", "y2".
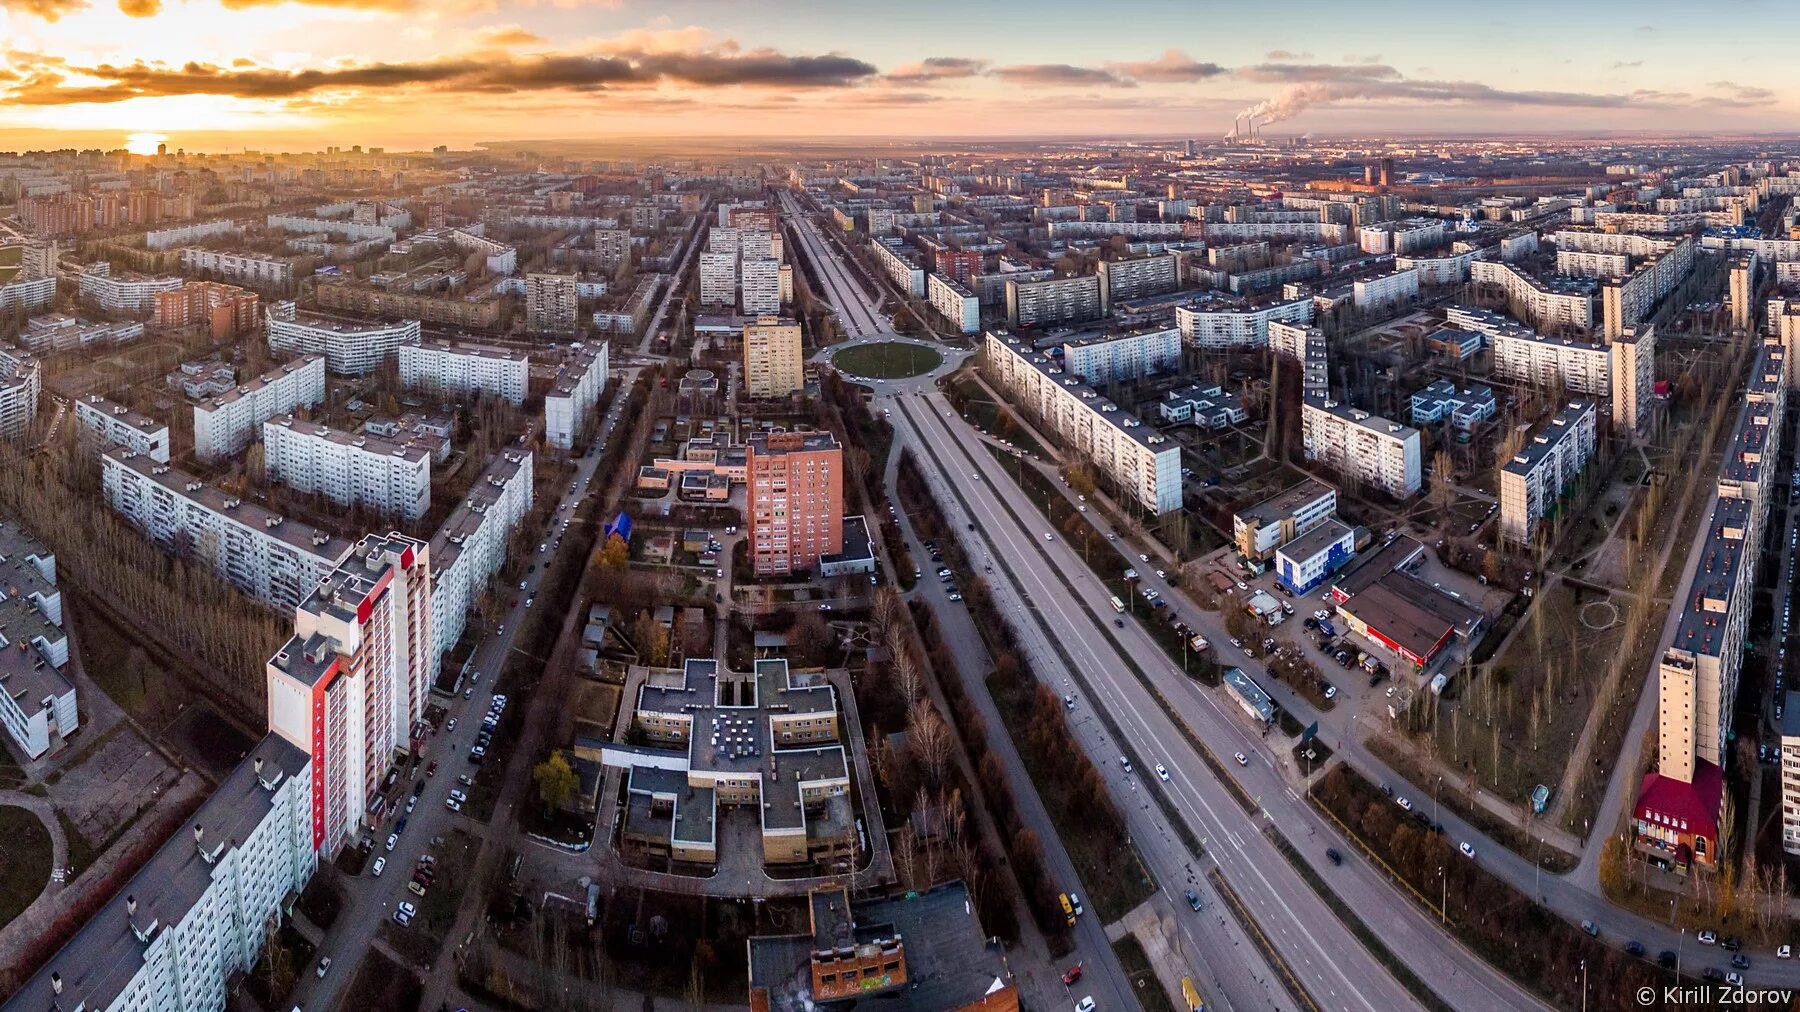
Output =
[
  {"x1": 1155, "y1": 570, "x2": 1167, "y2": 580},
  {"x1": 1395, "y1": 797, "x2": 1413, "y2": 812},
  {"x1": 447, "y1": 718, "x2": 457, "y2": 732},
  {"x1": 1044, "y1": 533, "x2": 1054, "y2": 541},
  {"x1": 398, "y1": 901, "x2": 417, "y2": 918},
  {"x1": 1139, "y1": 554, "x2": 1150, "y2": 562},
  {"x1": 1313, "y1": 610, "x2": 1330, "y2": 621},
  {"x1": 449, "y1": 789, "x2": 468, "y2": 803},
  {"x1": 405, "y1": 796, "x2": 417, "y2": 814},
  {"x1": 445, "y1": 797, "x2": 463, "y2": 812},
  {"x1": 1778, "y1": 944, "x2": 1792, "y2": 959},
  {"x1": 1076, "y1": 998, "x2": 1096, "y2": 1012},
  {"x1": 1235, "y1": 581, "x2": 1248, "y2": 591},
  {"x1": 385, "y1": 833, "x2": 398, "y2": 852},
  {"x1": 1459, "y1": 842, "x2": 1476, "y2": 859},
  {"x1": 371, "y1": 856, "x2": 386, "y2": 877},
  {"x1": 1155, "y1": 763, "x2": 1170, "y2": 783},
  {"x1": 1233, "y1": 752, "x2": 1248, "y2": 766}
]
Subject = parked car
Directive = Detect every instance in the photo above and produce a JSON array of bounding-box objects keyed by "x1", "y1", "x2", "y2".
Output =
[
  {"x1": 1658, "y1": 950, "x2": 1677, "y2": 969},
  {"x1": 385, "y1": 833, "x2": 398, "y2": 852},
  {"x1": 1325, "y1": 848, "x2": 1343, "y2": 866},
  {"x1": 1185, "y1": 889, "x2": 1202, "y2": 911},
  {"x1": 1062, "y1": 964, "x2": 1083, "y2": 986},
  {"x1": 316, "y1": 956, "x2": 332, "y2": 978},
  {"x1": 1069, "y1": 893, "x2": 1084, "y2": 917},
  {"x1": 1698, "y1": 930, "x2": 1717, "y2": 945},
  {"x1": 1460, "y1": 842, "x2": 1477, "y2": 859},
  {"x1": 371, "y1": 856, "x2": 386, "y2": 877}
]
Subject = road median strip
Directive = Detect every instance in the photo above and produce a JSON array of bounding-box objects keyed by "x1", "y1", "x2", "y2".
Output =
[{"x1": 1207, "y1": 867, "x2": 1321, "y2": 1012}]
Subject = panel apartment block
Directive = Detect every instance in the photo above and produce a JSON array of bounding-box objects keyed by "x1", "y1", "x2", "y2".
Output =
[
  {"x1": 747, "y1": 432, "x2": 844, "y2": 576},
  {"x1": 1498, "y1": 400, "x2": 1597, "y2": 544},
  {"x1": 74, "y1": 394, "x2": 169, "y2": 462},
  {"x1": 743, "y1": 317, "x2": 805, "y2": 398},
  {"x1": 984, "y1": 331, "x2": 1182, "y2": 514},
  {"x1": 1300, "y1": 398, "x2": 1422, "y2": 498},
  {"x1": 428, "y1": 449, "x2": 533, "y2": 669},
  {"x1": 101, "y1": 447, "x2": 351, "y2": 611},
  {"x1": 1004, "y1": 274, "x2": 1102, "y2": 329},
  {"x1": 266, "y1": 302, "x2": 420, "y2": 376},
  {"x1": 263, "y1": 417, "x2": 432, "y2": 522},
  {"x1": 193, "y1": 355, "x2": 326, "y2": 463},
  {"x1": 545, "y1": 341, "x2": 608, "y2": 449},
  {"x1": 397, "y1": 340, "x2": 529, "y2": 404},
  {"x1": 1059, "y1": 327, "x2": 1181, "y2": 385}
]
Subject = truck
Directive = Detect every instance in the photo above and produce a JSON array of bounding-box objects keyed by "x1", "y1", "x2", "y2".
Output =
[
  {"x1": 1318, "y1": 619, "x2": 1337, "y2": 638},
  {"x1": 1181, "y1": 976, "x2": 1205, "y2": 1011},
  {"x1": 1189, "y1": 634, "x2": 1209, "y2": 652}
]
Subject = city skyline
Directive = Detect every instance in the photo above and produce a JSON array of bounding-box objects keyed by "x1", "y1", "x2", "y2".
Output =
[{"x1": 2, "y1": 0, "x2": 1798, "y2": 151}]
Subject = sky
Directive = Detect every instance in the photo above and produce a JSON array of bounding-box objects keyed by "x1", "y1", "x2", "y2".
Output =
[{"x1": 0, "y1": 0, "x2": 1796, "y2": 153}]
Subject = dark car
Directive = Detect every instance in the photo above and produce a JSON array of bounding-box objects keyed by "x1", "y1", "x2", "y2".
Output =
[
  {"x1": 1723, "y1": 936, "x2": 1743, "y2": 952},
  {"x1": 1702, "y1": 968, "x2": 1725, "y2": 983},
  {"x1": 1325, "y1": 848, "x2": 1343, "y2": 866},
  {"x1": 1732, "y1": 954, "x2": 1750, "y2": 970},
  {"x1": 1658, "y1": 950, "x2": 1677, "y2": 969},
  {"x1": 1184, "y1": 889, "x2": 1202, "y2": 911},
  {"x1": 1625, "y1": 941, "x2": 1645, "y2": 957}
]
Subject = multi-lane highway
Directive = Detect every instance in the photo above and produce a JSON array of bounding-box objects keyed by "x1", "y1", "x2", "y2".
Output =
[
  {"x1": 781, "y1": 190, "x2": 889, "y2": 340},
  {"x1": 888, "y1": 387, "x2": 1548, "y2": 1012},
  {"x1": 287, "y1": 380, "x2": 634, "y2": 1010}
]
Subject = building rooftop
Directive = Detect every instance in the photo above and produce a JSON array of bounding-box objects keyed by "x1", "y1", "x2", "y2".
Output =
[
  {"x1": 1503, "y1": 400, "x2": 1596, "y2": 475},
  {"x1": 987, "y1": 331, "x2": 1177, "y2": 453},
  {"x1": 193, "y1": 355, "x2": 323, "y2": 411},
  {"x1": 1236, "y1": 477, "x2": 1337, "y2": 526},
  {"x1": 1305, "y1": 397, "x2": 1419, "y2": 443},
  {"x1": 428, "y1": 448, "x2": 530, "y2": 576},
  {"x1": 269, "y1": 533, "x2": 424, "y2": 688},
  {"x1": 5, "y1": 733, "x2": 310, "y2": 1012},
  {"x1": 77, "y1": 394, "x2": 163, "y2": 435},
  {"x1": 1670, "y1": 496, "x2": 1754, "y2": 660},
  {"x1": 820, "y1": 515, "x2": 874, "y2": 570},
  {"x1": 0, "y1": 520, "x2": 72, "y2": 712},
  {"x1": 409, "y1": 337, "x2": 529, "y2": 362},
  {"x1": 1329, "y1": 535, "x2": 1425, "y2": 600},
  {"x1": 1340, "y1": 571, "x2": 1481, "y2": 662},
  {"x1": 1279, "y1": 517, "x2": 1353, "y2": 562}
]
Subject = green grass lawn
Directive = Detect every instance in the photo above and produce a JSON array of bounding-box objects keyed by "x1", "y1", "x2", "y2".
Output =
[
  {"x1": 0, "y1": 806, "x2": 53, "y2": 929},
  {"x1": 831, "y1": 341, "x2": 942, "y2": 379}
]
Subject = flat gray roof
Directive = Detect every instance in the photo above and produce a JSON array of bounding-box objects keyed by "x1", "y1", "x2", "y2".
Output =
[
  {"x1": 102, "y1": 446, "x2": 353, "y2": 560},
  {"x1": 1237, "y1": 478, "x2": 1335, "y2": 526},
  {"x1": 4, "y1": 734, "x2": 310, "y2": 1012}
]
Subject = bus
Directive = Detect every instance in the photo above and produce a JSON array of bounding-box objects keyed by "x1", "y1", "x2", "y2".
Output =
[{"x1": 1109, "y1": 596, "x2": 1126, "y2": 613}]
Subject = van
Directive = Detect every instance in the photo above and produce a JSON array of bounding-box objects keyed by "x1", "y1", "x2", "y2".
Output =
[{"x1": 1059, "y1": 893, "x2": 1076, "y2": 926}]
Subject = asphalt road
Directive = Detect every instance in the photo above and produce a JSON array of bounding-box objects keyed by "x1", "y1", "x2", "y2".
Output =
[
  {"x1": 890, "y1": 387, "x2": 1553, "y2": 1012},
  {"x1": 288, "y1": 387, "x2": 633, "y2": 1011}
]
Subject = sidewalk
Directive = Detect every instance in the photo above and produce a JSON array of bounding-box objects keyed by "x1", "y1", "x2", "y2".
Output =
[{"x1": 1103, "y1": 899, "x2": 1196, "y2": 1012}]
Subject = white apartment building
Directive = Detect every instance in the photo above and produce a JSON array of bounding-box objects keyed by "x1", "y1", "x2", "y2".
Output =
[
  {"x1": 1046, "y1": 220, "x2": 1186, "y2": 240},
  {"x1": 1397, "y1": 248, "x2": 1485, "y2": 287},
  {"x1": 1301, "y1": 397, "x2": 1422, "y2": 498},
  {"x1": 1490, "y1": 329, "x2": 1611, "y2": 395},
  {"x1": 78, "y1": 264, "x2": 183, "y2": 315},
  {"x1": 397, "y1": 340, "x2": 529, "y2": 404},
  {"x1": 19, "y1": 314, "x2": 143, "y2": 353},
  {"x1": 699, "y1": 251, "x2": 738, "y2": 306},
  {"x1": 1498, "y1": 400, "x2": 1598, "y2": 544},
  {"x1": 740, "y1": 256, "x2": 782, "y2": 315},
  {"x1": 1059, "y1": 327, "x2": 1182, "y2": 384},
  {"x1": 1602, "y1": 236, "x2": 1695, "y2": 340},
  {"x1": 1555, "y1": 249, "x2": 1631, "y2": 278},
  {"x1": 266, "y1": 303, "x2": 419, "y2": 376},
  {"x1": 428, "y1": 448, "x2": 533, "y2": 669},
  {"x1": 1232, "y1": 478, "x2": 1337, "y2": 562},
  {"x1": 0, "y1": 522, "x2": 77, "y2": 760},
  {"x1": 266, "y1": 533, "x2": 431, "y2": 853},
  {"x1": 927, "y1": 272, "x2": 980, "y2": 333},
  {"x1": 1204, "y1": 221, "x2": 1349, "y2": 244},
  {"x1": 1782, "y1": 702, "x2": 1800, "y2": 855},
  {"x1": 1471, "y1": 260, "x2": 1596, "y2": 332},
  {"x1": 144, "y1": 218, "x2": 236, "y2": 250},
  {"x1": 74, "y1": 394, "x2": 169, "y2": 462},
  {"x1": 1552, "y1": 229, "x2": 1676, "y2": 259},
  {"x1": 526, "y1": 272, "x2": 580, "y2": 335},
  {"x1": 1270, "y1": 321, "x2": 1329, "y2": 400},
  {"x1": 1096, "y1": 254, "x2": 1179, "y2": 312},
  {"x1": 873, "y1": 239, "x2": 926, "y2": 297},
  {"x1": 1353, "y1": 268, "x2": 1420, "y2": 311},
  {"x1": 984, "y1": 332, "x2": 1182, "y2": 514},
  {"x1": 193, "y1": 355, "x2": 326, "y2": 462},
  {"x1": 1595, "y1": 209, "x2": 1703, "y2": 234},
  {"x1": 263, "y1": 417, "x2": 432, "y2": 522},
  {"x1": 1176, "y1": 296, "x2": 1315, "y2": 349},
  {"x1": 101, "y1": 447, "x2": 351, "y2": 610},
  {"x1": 1357, "y1": 218, "x2": 1447, "y2": 256},
  {"x1": 0, "y1": 276, "x2": 55, "y2": 315},
  {"x1": 178, "y1": 247, "x2": 295, "y2": 287},
  {"x1": 1499, "y1": 233, "x2": 1539, "y2": 262},
  {"x1": 2, "y1": 733, "x2": 317, "y2": 1012},
  {"x1": 545, "y1": 341, "x2": 608, "y2": 449},
  {"x1": 0, "y1": 347, "x2": 40, "y2": 445},
  {"x1": 1005, "y1": 274, "x2": 1102, "y2": 329},
  {"x1": 593, "y1": 228, "x2": 633, "y2": 267}
]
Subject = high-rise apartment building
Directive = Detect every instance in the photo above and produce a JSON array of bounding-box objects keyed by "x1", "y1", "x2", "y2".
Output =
[
  {"x1": 740, "y1": 256, "x2": 782, "y2": 315},
  {"x1": 545, "y1": 341, "x2": 608, "y2": 449},
  {"x1": 192, "y1": 355, "x2": 327, "y2": 462},
  {"x1": 101, "y1": 447, "x2": 352, "y2": 611},
  {"x1": 743, "y1": 316, "x2": 805, "y2": 398},
  {"x1": 74, "y1": 394, "x2": 169, "y2": 462},
  {"x1": 266, "y1": 302, "x2": 420, "y2": 376},
  {"x1": 1004, "y1": 274, "x2": 1102, "y2": 329},
  {"x1": 699, "y1": 251, "x2": 738, "y2": 306},
  {"x1": 526, "y1": 271, "x2": 580, "y2": 334},
  {"x1": 78, "y1": 263, "x2": 183, "y2": 316},
  {"x1": 1059, "y1": 326, "x2": 1181, "y2": 384},
  {"x1": 262, "y1": 417, "x2": 432, "y2": 522},
  {"x1": 153, "y1": 281, "x2": 261, "y2": 340},
  {"x1": 266, "y1": 533, "x2": 431, "y2": 852},
  {"x1": 927, "y1": 273, "x2": 980, "y2": 333},
  {"x1": 747, "y1": 432, "x2": 844, "y2": 576},
  {"x1": 1096, "y1": 254, "x2": 1179, "y2": 313},
  {"x1": 0, "y1": 347, "x2": 40, "y2": 445},
  {"x1": 934, "y1": 248, "x2": 983, "y2": 285},
  {"x1": 397, "y1": 340, "x2": 529, "y2": 404},
  {"x1": 1300, "y1": 398, "x2": 1422, "y2": 498},
  {"x1": 428, "y1": 449, "x2": 533, "y2": 669},
  {"x1": 1176, "y1": 296, "x2": 1315, "y2": 349},
  {"x1": 1498, "y1": 400, "x2": 1597, "y2": 544}
]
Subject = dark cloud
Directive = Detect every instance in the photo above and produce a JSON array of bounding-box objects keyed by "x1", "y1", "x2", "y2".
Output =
[
  {"x1": 992, "y1": 63, "x2": 1132, "y2": 87},
  {"x1": 1104, "y1": 49, "x2": 1226, "y2": 82},
  {"x1": 885, "y1": 57, "x2": 988, "y2": 83},
  {"x1": 1, "y1": 46, "x2": 879, "y2": 105},
  {"x1": 1, "y1": 0, "x2": 87, "y2": 18}
]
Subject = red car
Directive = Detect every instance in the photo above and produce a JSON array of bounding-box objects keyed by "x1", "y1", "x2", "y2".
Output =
[
  {"x1": 425, "y1": 761, "x2": 439, "y2": 778},
  {"x1": 1062, "y1": 964, "x2": 1083, "y2": 986}
]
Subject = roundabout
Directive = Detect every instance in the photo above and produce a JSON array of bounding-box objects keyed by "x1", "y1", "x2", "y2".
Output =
[{"x1": 830, "y1": 340, "x2": 944, "y2": 380}]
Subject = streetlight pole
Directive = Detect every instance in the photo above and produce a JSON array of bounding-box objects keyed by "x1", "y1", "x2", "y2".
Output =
[{"x1": 1580, "y1": 959, "x2": 1587, "y2": 1012}]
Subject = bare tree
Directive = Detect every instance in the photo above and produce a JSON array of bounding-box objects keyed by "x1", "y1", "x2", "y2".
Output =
[{"x1": 907, "y1": 699, "x2": 953, "y2": 789}]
